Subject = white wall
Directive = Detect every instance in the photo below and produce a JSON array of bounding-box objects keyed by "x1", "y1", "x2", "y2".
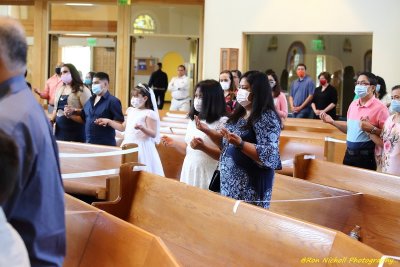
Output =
[
  {"x1": 134, "y1": 36, "x2": 191, "y2": 84},
  {"x1": 203, "y1": 0, "x2": 400, "y2": 89}
]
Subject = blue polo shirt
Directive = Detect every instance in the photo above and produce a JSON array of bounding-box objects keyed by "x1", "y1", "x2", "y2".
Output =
[
  {"x1": 290, "y1": 75, "x2": 315, "y2": 107},
  {"x1": 0, "y1": 75, "x2": 66, "y2": 266},
  {"x1": 82, "y1": 90, "x2": 124, "y2": 146}
]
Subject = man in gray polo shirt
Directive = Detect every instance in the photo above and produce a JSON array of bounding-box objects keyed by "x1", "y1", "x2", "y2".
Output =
[{"x1": 289, "y1": 63, "x2": 315, "y2": 118}]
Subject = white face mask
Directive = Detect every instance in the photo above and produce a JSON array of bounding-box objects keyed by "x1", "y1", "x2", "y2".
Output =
[
  {"x1": 269, "y1": 80, "x2": 276, "y2": 88},
  {"x1": 131, "y1": 97, "x2": 145, "y2": 108},
  {"x1": 236, "y1": 89, "x2": 251, "y2": 107},
  {"x1": 194, "y1": 97, "x2": 202, "y2": 112},
  {"x1": 354, "y1": 85, "x2": 369, "y2": 98},
  {"x1": 220, "y1": 81, "x2": 230, "y2": 91}
]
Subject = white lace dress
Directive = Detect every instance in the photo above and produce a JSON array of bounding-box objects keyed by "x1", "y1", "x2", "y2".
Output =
[
  {"x1": 180, "y1": 117, "x2": 227, "y2": 189},
  {"x1": 121, "y1": 107, "x2": 164, "y2": 176}
]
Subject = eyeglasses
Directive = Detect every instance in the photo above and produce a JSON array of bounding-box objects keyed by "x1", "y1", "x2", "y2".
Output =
[{"x1": 355, "y1": 81, "x2": 370, "y2": 86}]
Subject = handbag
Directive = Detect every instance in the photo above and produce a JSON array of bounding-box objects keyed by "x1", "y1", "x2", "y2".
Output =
[{"x1": 209, "y1": 169, "x2": 220, "y2": 193}]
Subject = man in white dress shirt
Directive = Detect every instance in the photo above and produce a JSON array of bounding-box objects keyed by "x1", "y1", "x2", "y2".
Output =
[{"x1": 168, "y1": 64, "x2": 190, "y2": 112}]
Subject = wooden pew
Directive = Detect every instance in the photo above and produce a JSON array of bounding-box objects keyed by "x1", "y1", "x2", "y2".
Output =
[
  {"x1": 64, "y1": 194, "x2": 180, "y2": 267},
  {"x1": 324, "y1": 137, "x2": 347, "y2": 164},
  {"x1": 271, "y1": 174, "x2": 361, "y2": 233},
  {"x1": 284, "y1": 118, "x2": 344, "y2": 135},
  {"x1": 293, "y1": 153, "x2": 400, "y2": 255},
  {"x1": 92, "y1": 163, "x2": 385, "y2": 266},
  {"x1": 278, "y1": 131, "x2": 346, "y2": 175},
  {"x1": 59, "y1": 141, "x2": 138, "y2": 200}
]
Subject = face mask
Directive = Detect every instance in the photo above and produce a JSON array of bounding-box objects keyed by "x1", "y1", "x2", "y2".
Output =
[
  {"x1": 61, "y1": 73, "x2": 72, "y2": 84},
  {"x1": 55, "y1": 67, "x2": 61, "y2": 75},
  {"x1": 194, "y1": 98, "x2": 202, "y2": 112},
  {"x1": 354, "y1": 84, "x2": 369, "y2": 98},
  {"x1": 296, "y1": 69, "x2": 305, "y2": 78},
  {"x1": 220, "y1": 81, "x2": 230, "y2": 91},
  {"x1": 269, "y1": 80, "x2": 276, "y2": 88},
  {"x1": 391, "y1": 99, "x2": 400, "y2": 113},
  {"x1": 92, "y1": 84, "x2": 102, "y2": 95},
  {"x1": 236, "y1": 89, "x2": 251, "y2": 107},
  {"x1": 376, "y1": 84, "x2": 381, "y2": 93},
  {"x1": 84, "y1": 78, "x2": 92, "y2": 85},
  {"x1": 131, "y1": 97, "x2": 145, "y2": 108},
  {"x1": 319, "y1": 79, "x2": 327, "y2": 86}
]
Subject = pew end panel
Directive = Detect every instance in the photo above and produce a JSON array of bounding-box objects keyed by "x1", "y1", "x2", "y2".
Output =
[
  {"x1": 121, "y1": 143, "x2": 139, "y2": 163},
  {"x1": 92, "y1": 163, "x2": 143, "y2": 220},
  {"x1": 156, "y1": 143, "x2": 185, "y2": 180},
  {"x1": 65, "y1": 194, "x2": 181, "y2": 267},
  {"x1": 324, "y1": 138, "x2": 347, "y2": 163}
]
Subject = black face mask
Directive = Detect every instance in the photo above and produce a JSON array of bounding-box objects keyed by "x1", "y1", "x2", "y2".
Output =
[{"x1": 55, "y1": 67, "x2": 61, "y2": 75}]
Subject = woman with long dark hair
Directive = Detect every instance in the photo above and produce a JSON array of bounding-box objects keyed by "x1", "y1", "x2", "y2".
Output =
[
  {"x1": 268, "y1": 72, "x2": 288, "y2": 120},
  {"x1": 219, "y1": 70, "x2": 237, "y2": 113},
  {"x1": 51, "y1": 63, "x2": 91, "y2": 142},
  {"x1": 196, "y1": 71, "x2": 282, "y2": 208},
  {"x1": 161, "y1": 80, "x2": 226, "y2": 189}
]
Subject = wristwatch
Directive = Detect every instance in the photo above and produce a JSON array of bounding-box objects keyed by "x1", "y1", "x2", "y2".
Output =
[{"x1": 236, "y1": 140, "x2": 245, "y2": 150}]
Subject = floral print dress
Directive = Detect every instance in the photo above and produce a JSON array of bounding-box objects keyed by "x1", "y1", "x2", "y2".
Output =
[
  {"x1": 376, "y1": 114, "x2": 400, "y2": 175},
  {"x1": 219, "y1": 110, "x2": 282, "y2": 208}
]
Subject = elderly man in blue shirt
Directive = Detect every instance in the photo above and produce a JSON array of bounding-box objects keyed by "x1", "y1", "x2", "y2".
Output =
[
  {"x1": 289, "y1": 64, "x2": 316, "y2": 118},
  {"x1": 0, "y1": 17, "x2": 66, "y2": 266},
  {"x1": 71, "y1": 72, "x2": 124, "y2": 146}
]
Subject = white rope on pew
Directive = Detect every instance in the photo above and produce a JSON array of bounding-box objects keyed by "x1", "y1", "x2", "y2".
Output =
[
  {"x1": 378, "y1": 255, "x2": 400, "y2": 267},
  {"x1": 62, "y1": 168, "x2": 120, "y2": 179},
  {"x1": 59, "y1": 147, "x2": 138, "y2": 158},
  {"x1": 325, "y1": 137, "x2": 346, "y2": 143},
  {"x1": 232, "y1": 192, "x2": 362, "y2": 214}
]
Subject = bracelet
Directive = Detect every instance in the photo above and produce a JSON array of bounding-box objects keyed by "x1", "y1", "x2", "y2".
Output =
[
  {"x1": 236, "y1": 140, "x2": 245, "y2": 150},
  {"x1": 370, "y1": 126, "x2": 377, "y2": 135}
]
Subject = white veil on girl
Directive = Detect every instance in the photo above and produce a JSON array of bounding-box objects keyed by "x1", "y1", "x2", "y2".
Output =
[{"x1": 137, "y1": 83, "x2": 161, "y2": 144}]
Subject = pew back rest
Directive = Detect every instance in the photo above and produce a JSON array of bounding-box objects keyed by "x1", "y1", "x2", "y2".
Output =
[
  {"x1": 93, "y1": 164, "x2": 383, "y2": 266},
  {"x1": 271, "y1": 174, "x2": 361, "y2": 232},
  {"x1": 293, "y1": 154, "x2": 400, "y2": 201},
  {"x1": 59, "y1": 141, "x2": 138, "y2": 200},
  {"x1": 64, "y1": 194, "x2": 180, "y2": 267},
  {"x1": 293, "y1": 154, "x2": 400, "y2": 255}
]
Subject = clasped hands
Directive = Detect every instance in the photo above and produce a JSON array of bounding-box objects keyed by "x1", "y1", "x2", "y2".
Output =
[{"x1": 194, "y1": 115, "x2": 242, "y2": 147}]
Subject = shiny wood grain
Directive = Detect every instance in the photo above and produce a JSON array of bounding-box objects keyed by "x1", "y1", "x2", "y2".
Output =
[
  {"x1": 93, "y1": 164, "x2": 384, "y2": 266},
  {"x1": 64, "y1": 194, "x2": 180, "y2": 267}
]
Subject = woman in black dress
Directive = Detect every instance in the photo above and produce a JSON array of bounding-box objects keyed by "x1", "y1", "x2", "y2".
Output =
[{"x1": 311, "y1": 71, "x2": 338, "y2": 120}]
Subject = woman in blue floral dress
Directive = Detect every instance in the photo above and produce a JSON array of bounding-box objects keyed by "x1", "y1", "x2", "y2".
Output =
[{"x1": 196, "y1": 71, "x2": 282, "y2": 208}]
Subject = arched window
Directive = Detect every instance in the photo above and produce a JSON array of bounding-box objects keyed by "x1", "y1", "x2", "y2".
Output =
[{"x1": 133, "y1": 14, "x2": 155, "y2": 34}]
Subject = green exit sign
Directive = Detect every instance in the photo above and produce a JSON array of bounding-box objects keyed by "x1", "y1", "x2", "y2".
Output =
[
  {"x1": 312, "y1": 39, "x2": 324, "y2": 51},
  {"x1": 118, "y1": 0, "x2": 131, "y2": 5},
  {"x1": 87, "y1": 38, "x2": 97, "y2": 47}
]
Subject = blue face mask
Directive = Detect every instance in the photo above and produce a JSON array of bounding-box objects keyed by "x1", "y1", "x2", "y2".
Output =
[
  {"x1": 354, "y1": 85, "x2": 368, "y2": 98},
  {"x1": 92, "y1": 84, "x2": 102, "y2": 95},
  {"x1": 84, "y1": 78, "x2": 92, "y2": 85},
  {"x1": 391, "y1": 99, "x2": 400, "y2": 113},
  {"x1": 376, "y1": 84, "x2": 381, "y2": 93}
]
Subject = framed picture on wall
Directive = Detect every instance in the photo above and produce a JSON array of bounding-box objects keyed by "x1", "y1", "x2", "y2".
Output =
[
  {"x1": 220, "y1": 48, "x2": 239, "y2": 71},
  {"x1": 286, "y1": 41, "x2": 306, "y2": 75},
  {"x1": 364, "y1": 50, "x2": 372, "y2": 72}
]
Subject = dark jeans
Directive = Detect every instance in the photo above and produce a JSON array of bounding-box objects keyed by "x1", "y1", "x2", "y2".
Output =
[
  {"x1": 154, "y1": 88, "x2": 166, "y2": 110},
  {"x1": 293, "y1": 108, "x2": 312, "y2": 118},
  {"x1": 343, "y1": 149, "x2": 376, "y2": 170}
]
